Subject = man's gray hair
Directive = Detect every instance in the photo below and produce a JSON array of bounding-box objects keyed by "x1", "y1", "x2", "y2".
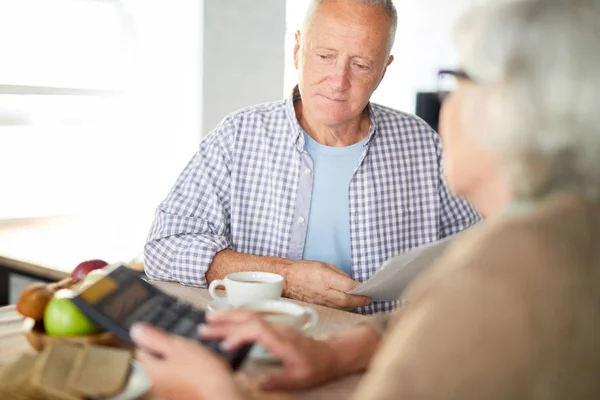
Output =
[
  {"x1": 454, "y1": 0, "x2": 600, "y2": 201},
  {"x1": 302, "y1": 0, "x2": 398, "y2": 55}
]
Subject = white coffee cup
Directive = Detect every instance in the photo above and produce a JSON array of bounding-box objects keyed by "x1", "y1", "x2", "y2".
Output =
[
  {"x1": 208, "y1": 272, "x2": 283, "y2": 306},
  {"x1": 241, "y1": 299, "x2": 318, "y2": 333}
]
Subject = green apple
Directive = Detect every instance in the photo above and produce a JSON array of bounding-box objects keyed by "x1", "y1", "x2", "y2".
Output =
[{"x1": 44, "y1": 289, "x2": 102, "y2": 336}]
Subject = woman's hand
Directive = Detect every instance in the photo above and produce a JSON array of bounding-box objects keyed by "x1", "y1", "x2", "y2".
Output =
[
  {"x1": 201, "y1": 309, "x2": 355, "y2": 391},
  {"x1": 131, "y1": 322, "x2": 243, "y2": 400}
]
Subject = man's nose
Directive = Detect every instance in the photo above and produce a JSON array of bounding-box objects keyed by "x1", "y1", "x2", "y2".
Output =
[{"x1": 328, "y1": 62, "x2": 351, "y2": 92}]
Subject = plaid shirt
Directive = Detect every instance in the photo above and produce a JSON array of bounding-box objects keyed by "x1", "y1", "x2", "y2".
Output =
[{"x1": 144, "y1": 88, "x2": 481, "y2": 314}]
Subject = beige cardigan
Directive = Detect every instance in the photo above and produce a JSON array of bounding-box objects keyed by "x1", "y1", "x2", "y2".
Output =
[{"x1": 355, "y1": 194, "x2": 600, "y2": 399}]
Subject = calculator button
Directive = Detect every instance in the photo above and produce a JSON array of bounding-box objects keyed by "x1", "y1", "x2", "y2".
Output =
[
  {"x1": 187, "y1": 330, "x2": 201, "y2": 341},
  {"x1": 169, "y1": 318, "x2": 197, "y2": 337},
  {"x1": 170, "y1": 302, "x2": 192, "y2": 316},
  {"x1": 120, "y1": 295, "x2": 165, "y2": 328},
  {"x1": 139, "y1": 307, "x2": 163, "y2": 324},
  {"x1": 188, "y1": 330, "x2": 215, "y2": 346},
  {"x1": 187, "y1": 310, "x2": 207, "y2": 324},
  {"x1": 207, "y1": 340, "x2": 221, "y2": 351},
  {"x1": 155, "y1": 309, "x2": 179, "y2": 330},
  {"x1": 205, "y1": 340, "x2": 225, "y2": 355},
  {"x1": 161, "y1": 296, "x2": 176, "y2": 308}
]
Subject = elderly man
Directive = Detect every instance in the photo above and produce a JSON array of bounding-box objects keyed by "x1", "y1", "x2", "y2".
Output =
[{"x1": 144, "y1": 0, "x2": 479, "y2": 314}]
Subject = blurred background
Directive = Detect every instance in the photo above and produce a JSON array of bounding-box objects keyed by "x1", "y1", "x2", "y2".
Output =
[{"x1": 0, "y1": 0, "x2": 473, "y2": 302}]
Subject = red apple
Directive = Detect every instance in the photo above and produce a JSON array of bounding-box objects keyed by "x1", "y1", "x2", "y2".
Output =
[{"x1": 71, "y1": 259, "x2": 108, "y2": 280}]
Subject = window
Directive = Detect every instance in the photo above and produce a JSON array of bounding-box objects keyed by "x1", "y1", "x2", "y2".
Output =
[{"x1": 0, "y1": 0, "x2": 202, "y2": 222}]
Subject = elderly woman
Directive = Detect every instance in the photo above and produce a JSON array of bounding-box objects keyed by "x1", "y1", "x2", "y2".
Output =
[{"x1": 131, "y1": 0, "x2": 600, "y2": 398}]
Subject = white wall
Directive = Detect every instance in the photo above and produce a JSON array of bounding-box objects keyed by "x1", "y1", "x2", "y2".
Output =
[{"x1": 202, "y1": 0, "x2": 286, "y2": 134}]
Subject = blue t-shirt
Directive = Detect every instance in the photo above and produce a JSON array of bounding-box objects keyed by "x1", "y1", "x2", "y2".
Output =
[{"x1": 302, "y1": 132, "x2": 367, "y2": 277}]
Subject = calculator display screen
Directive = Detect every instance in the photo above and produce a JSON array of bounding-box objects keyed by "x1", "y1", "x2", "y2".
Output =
[{"x1": 100, "y1": 280, "x2": 152, "y2": 321}]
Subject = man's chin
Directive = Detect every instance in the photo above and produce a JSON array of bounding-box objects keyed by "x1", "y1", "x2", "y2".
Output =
[{"x1": 310, "y1": 110, "x2": 355, "y2": 127}]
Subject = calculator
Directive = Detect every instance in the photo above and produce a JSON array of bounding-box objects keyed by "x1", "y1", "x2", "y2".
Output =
[{"x1": 71, "y1": 265, "x2": 253, "y2": 370}]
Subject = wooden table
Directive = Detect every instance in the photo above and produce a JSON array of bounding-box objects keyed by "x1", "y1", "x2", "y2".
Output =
[{"x1": 0, "y1": 283, "x2": 367, "y2": 399}]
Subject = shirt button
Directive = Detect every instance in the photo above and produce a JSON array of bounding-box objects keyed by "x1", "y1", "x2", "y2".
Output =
[
  {"x1": 297, "y1": 216, "x2": 305, "y2": 224},
  {"x1": 304, "y1": 168, "x2": 311, "y2": 175}
]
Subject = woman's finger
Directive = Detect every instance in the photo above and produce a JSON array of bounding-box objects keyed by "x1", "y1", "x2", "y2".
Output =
[
  {"x1": 134, "y1": 348, "x2": 164, "y2": 374},
  {"x1": 200, "y1": 311, "x2": 265, "y2": 339},
  {"x1": 130, "y1": 322, "x2": 174, "y2": 356},
  {"x1": 225, "y1": 328, "x2": 305, "y2": 370},
  {"x1": 204, "y1": 318, "x2": 300, "y2": 361},
  {"x1": 206, "y1": 309, "x2": 260, "y2": 324},
  {"x1": 260, "y1": 368, "x2": 310, "y2": 391}
]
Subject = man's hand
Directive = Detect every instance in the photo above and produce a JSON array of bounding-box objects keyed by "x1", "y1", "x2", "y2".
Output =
[
  {"x1": 282, "y1": 261, "x2": 370, "y2": 309},
  {"x1": 201, "y1": 310, "x2": 350, "y2": 391},
  {"x1": 131, "y1": 323, "x2": 243, "y2": 400}
]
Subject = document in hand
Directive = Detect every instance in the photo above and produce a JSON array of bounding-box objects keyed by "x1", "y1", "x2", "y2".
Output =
[{"x1": 348, "y1": 233, "x2": 458, "y2": 301}]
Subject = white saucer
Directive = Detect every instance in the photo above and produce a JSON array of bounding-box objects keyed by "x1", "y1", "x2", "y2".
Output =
[{"x1": 206, "y1": 298, "x2": 236, "y2": 314}]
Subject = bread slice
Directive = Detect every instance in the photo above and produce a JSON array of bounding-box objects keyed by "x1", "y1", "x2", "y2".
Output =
[
  {"x1": 0, "y1": 354, "x2": 44, "y2": 400},
  {"x1": 29, "y1": 342, "x2": 83, "y2": 400},
  {"x1": 66, "y1": 344, "x2": 132, "y2": 398}
]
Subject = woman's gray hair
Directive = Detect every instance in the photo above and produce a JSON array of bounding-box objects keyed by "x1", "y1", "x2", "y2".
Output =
[
  {"x1": 302, "y1": 0, "x2": 398, "y2": 55},
  {"x1": 455, "y1": 0, "x2": 600, "y2": 201}
]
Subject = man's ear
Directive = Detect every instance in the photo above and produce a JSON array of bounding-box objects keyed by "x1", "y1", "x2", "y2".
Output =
[
  {"x1": 375, "y1": 55, "x2": 394, "y2": 89},
  {"x1": 386, "y1": 55, "x2": 394, "y2": 68},
  {"x1": 293, "y1": 30, "x2": 301, "y2": 70}
]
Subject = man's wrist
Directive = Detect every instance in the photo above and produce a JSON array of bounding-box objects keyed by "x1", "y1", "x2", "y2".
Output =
[
  {"x1": 207, "y1": 250, "x2": 294, "y2": 285},
  {"x1": 272, "y1": 257, "x2": 294, "y2": 294}
]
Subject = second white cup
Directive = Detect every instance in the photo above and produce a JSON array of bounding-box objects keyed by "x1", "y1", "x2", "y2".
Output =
[
  {"x1": 208, "y1": 271, "x2": 283, "y2": 306},
  {"x1": 241, "y1": 299, "x2": 318, "y2": 333}
]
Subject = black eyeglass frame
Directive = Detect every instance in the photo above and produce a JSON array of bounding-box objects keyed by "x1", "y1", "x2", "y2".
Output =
[{"x1": 437, "y1": 69, "x2": 474, "y2": 102}]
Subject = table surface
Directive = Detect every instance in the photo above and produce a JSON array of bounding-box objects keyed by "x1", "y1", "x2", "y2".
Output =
[
  {"x1": 0, "y1": 214, "x2": 149, "y2": 279},
  {"x1": 0, "y1": 282, "x2": 366, "y2": 399}
]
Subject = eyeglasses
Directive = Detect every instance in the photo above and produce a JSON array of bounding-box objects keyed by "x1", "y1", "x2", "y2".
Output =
[{"x1": 437, "y1": 69, "x2": 474, "y2": 102}]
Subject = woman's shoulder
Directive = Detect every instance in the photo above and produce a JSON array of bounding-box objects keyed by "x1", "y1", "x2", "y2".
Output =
[
  {"x1": 453, "y1": 195, "x2": 593, "y2": 267},
  {"x1": 480, "y1": 195, "x2": 595, "y2": 265},
  {"x1": 404, "y1": 196, "x2": 596, "y2": 304}
]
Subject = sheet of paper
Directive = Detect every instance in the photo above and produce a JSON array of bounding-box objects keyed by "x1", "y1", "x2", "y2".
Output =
[{"x1": 349, "y1": 234, "x2": 457, "y2": 301}]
